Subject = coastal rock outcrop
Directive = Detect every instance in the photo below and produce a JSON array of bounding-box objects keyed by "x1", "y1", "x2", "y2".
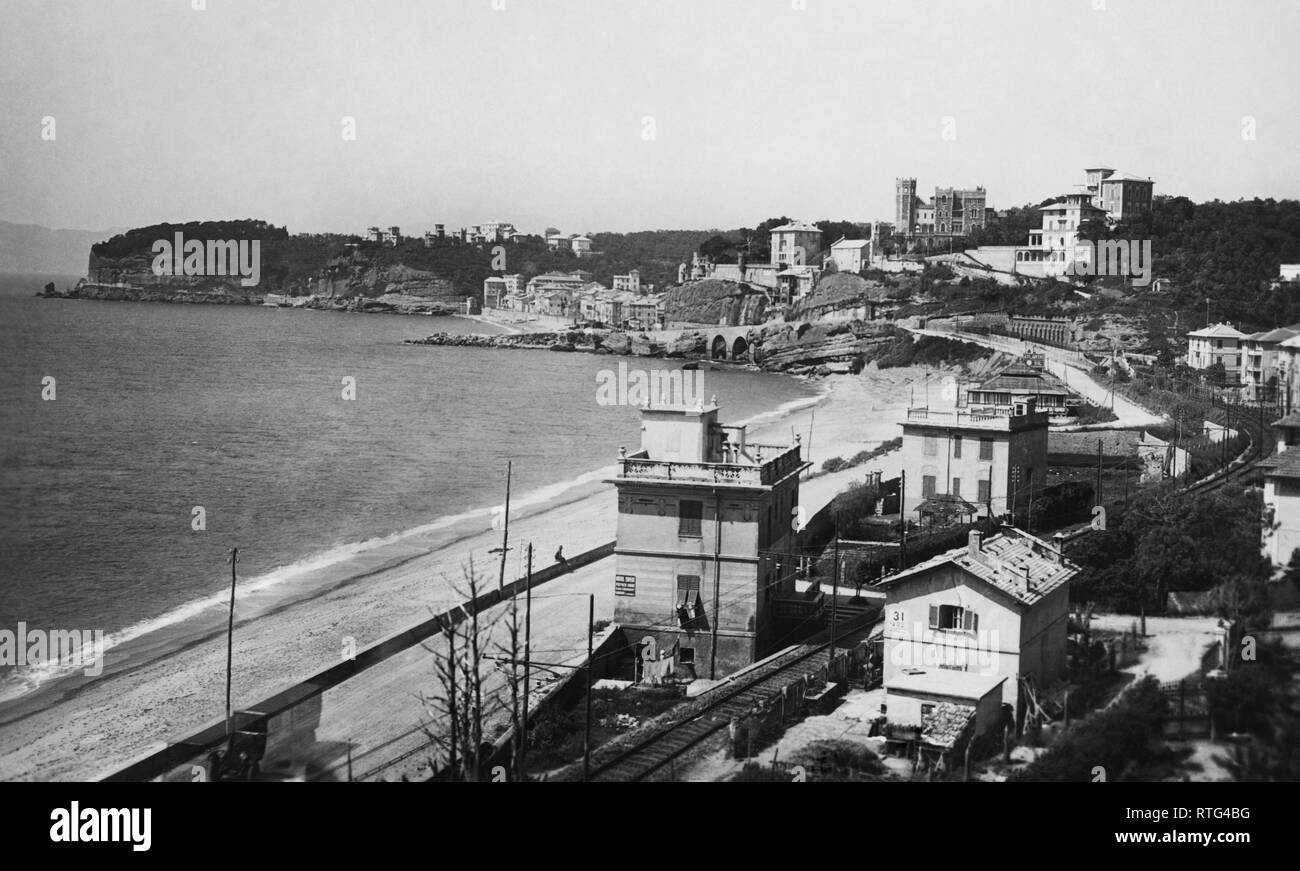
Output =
[
  {"x1": 753, "y1": 320, "x2": 896, "y2": 372},
  {"x1": 661, "y1": 278, "x2": 768, "y2": 326}
]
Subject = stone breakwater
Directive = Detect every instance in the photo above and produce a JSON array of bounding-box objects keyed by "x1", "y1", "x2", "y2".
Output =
[{"x1": 40, "y1": 282, "x2": 460, "y2": 315}]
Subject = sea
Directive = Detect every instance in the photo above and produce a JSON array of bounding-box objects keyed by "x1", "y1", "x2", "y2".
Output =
[{"x1": 0, "y1": 273, "x2": 821, "y2": 713}]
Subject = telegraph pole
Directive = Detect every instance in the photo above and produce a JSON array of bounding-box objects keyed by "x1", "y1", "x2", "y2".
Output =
[
  {"x1": 829, "y1": 530, "x2": 840, "y2": 656},
  {"x1": 496, "y1": 461, "x2": 512, "y2": 591},
  {"x1": 224, "y1": 547, "x2": 238, "y2": 735},
  {"x1": 1096, "y1": 438, "x2": 1103, "y2": 506},
  {"x1": 583, "y1": 593, "x2": 594, "y2": 783},
  {"x1": 448, "y1": 619, "x2": 457, "y2": 781},
  {"x1": 899, "y1": 470, "x2": 907, "y2": 570},
  {"x1": 520, "y1": 543, "x2": 533, "y2": 779}
]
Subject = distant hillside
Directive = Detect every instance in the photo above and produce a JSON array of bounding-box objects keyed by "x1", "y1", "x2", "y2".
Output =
[
  {"x1": 38, "y1": 219, "x2": 730, "y2": 311},
  {"x1": 0, "y1": 220, "x2": 125, "y2": 275}
]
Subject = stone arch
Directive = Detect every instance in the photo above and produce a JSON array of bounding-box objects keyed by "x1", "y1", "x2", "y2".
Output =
[
  {"x1": 710, "y1": 334, "x2": 728, "y2": 360},
  {"x1": 731, "y1": 335, "x2": 749, "y2": 361}
]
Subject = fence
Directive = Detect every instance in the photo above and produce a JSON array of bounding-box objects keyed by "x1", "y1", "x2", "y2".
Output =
[
  {"x1": 729, "y1": 641, "x2": 871, "y2": 761},
  {"x1": 103, "y1": 540, "x2": 617, "y2": 782}
]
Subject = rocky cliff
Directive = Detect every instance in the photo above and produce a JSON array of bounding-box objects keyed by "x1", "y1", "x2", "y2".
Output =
[
  {"x1": 661, "y1": 278, "x2": 769, "y2": 326},
  {"x1": 753, "y1": 320, "x2": 897, "y2": 374}
]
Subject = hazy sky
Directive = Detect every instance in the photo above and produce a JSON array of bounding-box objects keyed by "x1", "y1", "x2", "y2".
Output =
[{"x1": 3, "y1": 0, "x2": 1298, "y2": 235}]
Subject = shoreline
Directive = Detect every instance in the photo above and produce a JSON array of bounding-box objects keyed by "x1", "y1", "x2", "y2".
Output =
[{"x1": 0, "y1": 364, "x2": 922, "y2": 781}]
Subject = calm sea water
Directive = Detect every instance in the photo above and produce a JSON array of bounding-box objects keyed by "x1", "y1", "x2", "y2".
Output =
[{"x1": 0, "y1": 274, "x2": 816, "y2": 704}]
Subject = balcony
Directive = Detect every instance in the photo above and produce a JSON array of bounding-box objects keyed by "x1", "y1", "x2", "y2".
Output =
[
  {"x1": 617, "y1": 443, "x2": 805, "y2": 488},
  {"x1": 905, "y1": 406, "x2": 1050, "y2": 431}
]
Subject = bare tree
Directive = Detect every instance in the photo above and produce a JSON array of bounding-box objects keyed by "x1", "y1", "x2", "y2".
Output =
[
  {"x1": 497, "y1": 583, "x2": 527, "y2": 781},
  {"x1": 419, "y1": 557, "x2": 515, "y2": 782}
]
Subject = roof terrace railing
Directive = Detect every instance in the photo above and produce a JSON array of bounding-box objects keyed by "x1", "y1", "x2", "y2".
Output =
[{"x1": 618, "y1": 443, "x2": 802, "y2": 487}]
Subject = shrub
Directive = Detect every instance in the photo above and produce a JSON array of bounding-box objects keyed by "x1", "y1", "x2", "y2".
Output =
[
  {"x1": 821, "y1": 456, "x2": 849, "y2": 474},
  {"x1": 1014, "y1": 677, "x2": 1167, "y2": 781}
]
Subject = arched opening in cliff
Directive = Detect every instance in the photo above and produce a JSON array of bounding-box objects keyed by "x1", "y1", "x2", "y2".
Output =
[
  {"x1": 731, "y1": 336, "x2": 749, "y2": 361},
  {"x1": 710, "y1": 335, "x2": 728, "y2": 359}
]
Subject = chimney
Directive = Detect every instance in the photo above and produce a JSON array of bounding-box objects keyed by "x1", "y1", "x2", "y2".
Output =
[
  {"x1": 968, "y1": 530, "x2": 983, "y2": 560},
  {"x1": 1023, "y1": 566, "x2": 1034, "y2": 593}
]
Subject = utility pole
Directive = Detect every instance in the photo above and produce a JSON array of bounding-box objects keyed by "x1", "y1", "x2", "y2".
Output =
[
  {"x1": 986, "y1": 465, "x2": 993, "y2": 523},
  {"x1": 1027, "y1": 474, "x2": 1034, "y2": 533},
  {"x1": 448, "y1": 618, "x2": 457, "y2": 781},
  {"x1": 496, "y1": 461, "x2": 512, "y2": 591},
  {"x1": 710, "y1": 492, "x2": 722, "y2": 680},
  {"x1": 899, "y1": 470, "x2": 907, "y2": 571},
  {"x1": 224, "y1": 547, "x2": 238, "y2": 735},
  {"x1": 520, "y1": 543, "x2": 533, "y2": 780},
  {"x1": 829, "y1": 530, "x2": 840, "y2": 656},
  {"x1": 1096, "y1": 438, "x2": 1103, "y2": 506},
  {"x1": 1011, "y1": 466, "x2": 1019, "y2": 526},
  {"x1": 583, "y1": 593, "x2": 594, "y2": 783}
]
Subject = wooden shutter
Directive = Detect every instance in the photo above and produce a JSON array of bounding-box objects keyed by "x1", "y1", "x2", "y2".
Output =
[
  {"x1": 972, "y1": 612, "x2": 979, "y2": 633},
  {"x1": 929, "y1": 605, "x2": 939, "y2": 629},
  {"x1": 962, "y1": 609, "x2": 973, "y2": 631}
]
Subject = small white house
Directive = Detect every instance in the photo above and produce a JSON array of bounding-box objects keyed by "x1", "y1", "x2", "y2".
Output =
[
  {"x1": 829, "y1": 237, "x2": 872, "y2": 274},
  {"x1": 879, "y1": 527, "x2": 1077, "y2": 728},
  {"x1": 1185, "y1": 322, "x2": 1246, "y2": 382}
]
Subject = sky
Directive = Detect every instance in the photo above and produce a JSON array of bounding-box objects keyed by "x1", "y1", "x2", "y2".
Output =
[{"x1": 2, "y1": 0, "x2": 1298, "y2": 236}]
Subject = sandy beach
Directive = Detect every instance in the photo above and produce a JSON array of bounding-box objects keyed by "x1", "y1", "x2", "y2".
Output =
[{"x1": 0, "y1": 365, "x2": 927, "y2": 781}]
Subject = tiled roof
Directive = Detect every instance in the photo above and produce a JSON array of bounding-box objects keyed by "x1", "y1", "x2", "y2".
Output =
[
  {"x1": 974, "y1": 360, "x2": 1072, "y2": 395},
  {"x1": 922, "y1": 702, "x2": 976, "y2": 749},
  {"x1": 1187, "y1": 322, "x2": 1245, "y2": 338},
  {"x1": 1250, "y1": 328, "x2": 1300, "y2": 344},
  {"x1": 880, "y1": 528, "x2": 1077, "y2": 607},
  {"x1": 771, "y1": 220, "x2": 821, "y2": 233},
  {"x1": 1259, "y1": 449, "x2": 1300, "y2": 479},
  {"x1": 917, "y1": 494, "x2": 979, "y2": 514}
]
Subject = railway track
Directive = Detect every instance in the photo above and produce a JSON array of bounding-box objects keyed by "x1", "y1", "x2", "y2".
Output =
[
  {"x1": 585, "y1": 630, "x2": 867, "y2": 782},
  {"x1": 1185, "y1": 399, "x2": 1273, "y2": 494}
]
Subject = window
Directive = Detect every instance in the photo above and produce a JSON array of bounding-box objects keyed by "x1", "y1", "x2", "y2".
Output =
[
  {"x1": 679, "y1": 500, "x2": 702, "y2": 537},
  {"x1": 922, "y1": 475, "x2": 936, "y2": 498},
  {"x1": 929, "y1": 604, "x2": 979, "y2": 632},
  {"x1": 978, "y1": 478, "x2": 991, "y2": 505},
  {"x1": 952, "y1": 436, "x2": 962, "y2": 458},
  {"x1": 923, "y1": 434, "x2": 937, "y2": 456},
  {"x1": 679, "y1": 647, "x2": 695, "y2": 665},
  {"x1": 676, "y1": 575, "x2": 702, "y2": 627},
  {"x1": 979, "y1": 438, "x2": 993, "y2": 460},
  {"x1": 677, "y1": 574, "x2": 701, "y2": 599}
]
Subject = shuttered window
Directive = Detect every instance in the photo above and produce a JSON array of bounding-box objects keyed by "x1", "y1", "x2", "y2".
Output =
[{"x1": 679, "y1": 500, "x2": 703, "y2": 537}]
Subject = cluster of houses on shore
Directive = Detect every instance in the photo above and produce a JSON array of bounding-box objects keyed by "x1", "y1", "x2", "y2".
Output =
[{"x1": 483, "y1": 268, "x2": 665, "y2": 329}]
